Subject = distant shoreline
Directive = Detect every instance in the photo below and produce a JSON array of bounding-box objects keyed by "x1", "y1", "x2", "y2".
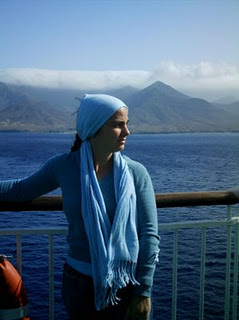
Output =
[{"x1": 1, "y1": 130, "x2": 239, "y2": 134}]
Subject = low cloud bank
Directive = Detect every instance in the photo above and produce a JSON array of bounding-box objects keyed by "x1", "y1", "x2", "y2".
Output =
[{"x1": 0, "y1": 61, "x2": 238, "y2": 99}]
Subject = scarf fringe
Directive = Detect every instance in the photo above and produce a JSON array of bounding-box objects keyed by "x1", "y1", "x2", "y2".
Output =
[{"x1": 95, "y1": 260, "x2": 139, "y2": 310}]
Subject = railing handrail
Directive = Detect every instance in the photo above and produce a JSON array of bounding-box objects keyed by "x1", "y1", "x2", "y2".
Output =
[
  {"x1": 156, "y1": 188, "x2": 239, "y2": 207},
  {"x1": 0, "y1": 188, "x2": 239, "y2": 211}
]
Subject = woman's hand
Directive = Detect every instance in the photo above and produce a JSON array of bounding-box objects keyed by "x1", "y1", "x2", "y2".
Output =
[{"x1": 124, "y1": 296, "x2": 151, "y2": 320}]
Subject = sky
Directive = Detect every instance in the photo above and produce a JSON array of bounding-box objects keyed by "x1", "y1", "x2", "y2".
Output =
[{"x1": 0, "y1": 0, "x2": 238, "y2": 100}]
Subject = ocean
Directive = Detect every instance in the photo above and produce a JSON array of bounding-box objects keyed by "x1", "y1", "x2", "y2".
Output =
[{"x1": 0, "y1": 132, "x2": 239, "y2": 319}]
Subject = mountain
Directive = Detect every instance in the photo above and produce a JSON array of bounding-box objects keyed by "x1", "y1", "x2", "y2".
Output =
[
  {"x1": 212, "y1": 101, "x2": 239, "y2": 118},
  {"x1": 0, "y1": 82, "x2": 74, "y2": 132},
  {"x1": 125, "y1": 81, "x2": 239, "y2": 132},
  {"x1": 10, "y1": 85, "x2": 139, "y2": 110},
  {"x1": 103, "y1": 86, "x2": 139, "y2": 102},
  {"x1": 0, "y1": 81, "x2": 238, "y2": 133},
  {"x1": 0, "y1": 82, "x2": 31, "y2": 111},
  {"x1": 212, "y1": 96, "x2": 239, "y2": 104}
]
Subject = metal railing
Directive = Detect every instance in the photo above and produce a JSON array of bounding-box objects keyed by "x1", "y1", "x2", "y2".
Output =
[{"x1": 1, "y1": 189, "x2": 239, "y2": 320}]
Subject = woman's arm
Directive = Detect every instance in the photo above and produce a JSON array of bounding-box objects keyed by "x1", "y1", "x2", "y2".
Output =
[
  {"x1": 134, "y1": 163, "x2": 160, "y2": 296},
  {"x1": 126, "y1": 158, "x2": 160, "y2": 319},
  {"x1": 0, "y1": 155, "x2": 61, "y2": 202}
]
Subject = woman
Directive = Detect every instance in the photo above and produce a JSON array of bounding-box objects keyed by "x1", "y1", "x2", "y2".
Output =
[{"x1": 0, "y1": 94, "x2": 160, "y2": 320}]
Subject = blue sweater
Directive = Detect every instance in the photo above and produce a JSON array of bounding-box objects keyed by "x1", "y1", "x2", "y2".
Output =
[{"x1": 0, "y1": 151, "x2": 160, "y2": 297}]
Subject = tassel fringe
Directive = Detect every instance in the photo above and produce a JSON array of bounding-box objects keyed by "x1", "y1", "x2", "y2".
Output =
[{"x1": 95, "y1": 260, "x2": 139, "y2": 310}]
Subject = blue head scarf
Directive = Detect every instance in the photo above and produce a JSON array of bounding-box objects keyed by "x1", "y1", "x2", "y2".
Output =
[
  {"x1": 76, "y1": 94, "x2": 128, "y2": 140},
  {"x1": 76, "y1": 94, "x2": 139, "y2": 310}
]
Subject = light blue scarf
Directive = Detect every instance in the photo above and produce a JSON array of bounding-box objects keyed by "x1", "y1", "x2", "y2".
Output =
[{"x1": 80, "y1": 140, "x2": 139, "y2": 310}]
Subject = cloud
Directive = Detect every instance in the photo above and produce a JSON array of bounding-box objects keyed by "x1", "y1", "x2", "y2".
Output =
[
  {"x1": 0, "y1": 68, "x2": 150, "y2": 90},
  {"x1": 150, "y1": 61, "x2": 239, "y2": 92},
  {"x1": 0, "y1": 61, "x2": 238, "y2": 99}
]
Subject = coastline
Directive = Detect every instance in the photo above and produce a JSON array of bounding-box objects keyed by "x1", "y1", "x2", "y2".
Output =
[{"x1": 1, "y1": 129, "x2": 239, "y2": 134}]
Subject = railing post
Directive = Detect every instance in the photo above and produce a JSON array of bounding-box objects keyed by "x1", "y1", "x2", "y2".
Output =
[
  {"x1": 172, "y1": 229, "x2": 178, "y2": 320},
  {"x1": 199, "y1": 227, "x2": 206, "y2": 320},
  {"x1": 224, "y1": 205, "x2": 232, "y2": 320},
  {"x1": 16, "y1": 234, "x2": 22, "y2": 276},
  {"x1": 49, "y1": 234, "x2": 54, "y2": 320},
  {"x1": 232, "y1": 220, "x2": 239, "y2": 320}
]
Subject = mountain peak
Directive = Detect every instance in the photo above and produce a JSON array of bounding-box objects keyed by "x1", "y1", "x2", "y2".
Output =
[{"x1": 141, "y1": 81, "x2": 190, "y2": 101}]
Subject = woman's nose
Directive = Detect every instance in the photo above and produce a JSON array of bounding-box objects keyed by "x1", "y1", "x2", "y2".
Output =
[{"x1": 122, "y1": 125, "x2": 130, "y2": 136}]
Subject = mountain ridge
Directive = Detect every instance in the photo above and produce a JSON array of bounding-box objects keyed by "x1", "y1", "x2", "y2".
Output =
[{"x1": 0, "y1": 81, "x2": 238, "y2": 133}]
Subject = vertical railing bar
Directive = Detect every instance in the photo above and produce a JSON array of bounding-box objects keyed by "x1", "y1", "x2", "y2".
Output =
[
  {"x1": 227, "y1": 205, "x2": 232, "y2": 220},
  {"x1": 172, "y1": 229, "x2": 178, "y2": 320},
  {"x1": 232, "y1": 221, "x2": 239, "y2": 320},
  {"x1": 224, "y1": 205, "x2": 232, "y2": 320},
  {"x1": 16, "y1": 234, "x2": 22, "y2": 276},
  {"x1": 49, "y1": 234, "x2": 54, "y2": 320},
  {"x1": 199, "y1": 227, "x2": 206, "y2": 320}
]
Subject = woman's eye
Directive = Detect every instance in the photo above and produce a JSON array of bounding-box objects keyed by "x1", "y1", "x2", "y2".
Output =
[
  {"x1": 113, "y1": 123, "x2": 121, "y2": 128},
  {"x1": 112, "y1": 121, "x2": 128, "y2": 128}
]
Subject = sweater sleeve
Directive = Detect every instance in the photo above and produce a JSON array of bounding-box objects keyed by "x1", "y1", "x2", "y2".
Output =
[
  {"x1": 0, "y1": 155, "x2": 62, "y2": 202},
  {"x1": 126, "y1": 157, "x2": 160, "y2": 297}
]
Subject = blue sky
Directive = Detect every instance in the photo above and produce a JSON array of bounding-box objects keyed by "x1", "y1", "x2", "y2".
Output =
[{"x1": 0, "y1": 0, "x2": 238, "y2": 99}]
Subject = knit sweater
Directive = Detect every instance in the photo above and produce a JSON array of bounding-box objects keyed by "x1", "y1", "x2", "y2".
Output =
[{"x1": 0, "y1": 151, "x2": 160, "y2": 296}]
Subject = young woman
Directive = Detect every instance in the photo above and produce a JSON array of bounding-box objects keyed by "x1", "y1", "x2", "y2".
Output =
[{"x1": 0, "y1": 94, "x2": 160, "y2": 320}]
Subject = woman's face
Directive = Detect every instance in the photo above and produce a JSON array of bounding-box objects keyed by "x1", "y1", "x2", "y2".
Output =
[{"x1": 91, "y1": 107, "x2": 130, "y2": 155}]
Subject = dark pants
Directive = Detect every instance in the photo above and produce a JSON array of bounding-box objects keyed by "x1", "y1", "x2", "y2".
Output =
[{"x1": 62, "y1": 263, "x2": 135, "y2": 320}]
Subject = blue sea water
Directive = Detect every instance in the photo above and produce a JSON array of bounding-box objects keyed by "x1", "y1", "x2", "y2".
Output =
[{"x1": 0, "y1": 132, "x2": 239, "y2": 319}]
